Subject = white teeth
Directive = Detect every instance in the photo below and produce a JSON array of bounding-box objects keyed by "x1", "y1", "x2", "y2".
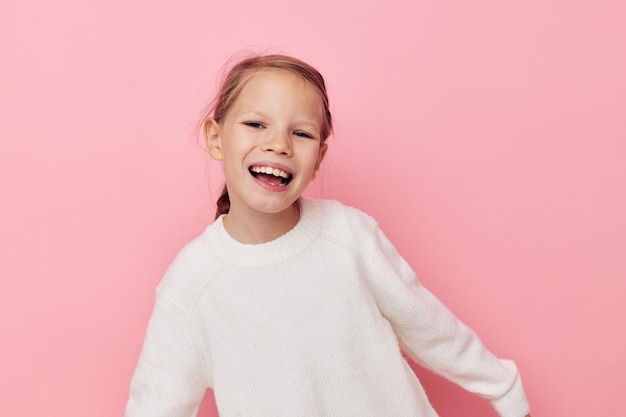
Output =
[{"x1": 250, "y1": 166, "x2": 291, "y2": 178}]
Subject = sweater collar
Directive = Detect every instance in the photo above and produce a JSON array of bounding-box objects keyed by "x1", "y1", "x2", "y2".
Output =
[{"x1": 207, "y1": 198, "x2": 323, "y2": 267}]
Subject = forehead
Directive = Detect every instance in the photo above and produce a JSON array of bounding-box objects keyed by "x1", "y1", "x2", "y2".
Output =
[{"x1": 234, "y1": 69, "x2": 323, "y2": 113}]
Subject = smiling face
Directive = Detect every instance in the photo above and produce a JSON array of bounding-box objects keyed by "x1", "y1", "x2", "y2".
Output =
[{"x1": 206, "y1": 69, "x2": 328, "y2": 223}]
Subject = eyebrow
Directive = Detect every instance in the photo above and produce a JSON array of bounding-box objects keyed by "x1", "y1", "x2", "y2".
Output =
[
  {"x1": 239, "y1": 110, "x2": 270, "y2": 119},
  {"x1": 239, "y1": 111, "x2": 321, "y2": 130}
]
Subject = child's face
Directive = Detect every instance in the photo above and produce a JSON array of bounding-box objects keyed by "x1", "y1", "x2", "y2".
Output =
[{"x1": 207, "y1": 69, "x2": 327, "y2": 218}]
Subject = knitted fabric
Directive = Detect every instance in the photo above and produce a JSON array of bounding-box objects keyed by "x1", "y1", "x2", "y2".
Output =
[{"x1": 126, "y1": 198, "x2": 529, "y2": 417}]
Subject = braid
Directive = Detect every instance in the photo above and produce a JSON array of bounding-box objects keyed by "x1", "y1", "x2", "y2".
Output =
[{"x1": 215, "y1": 184, "x2": 230, "y2": 220}]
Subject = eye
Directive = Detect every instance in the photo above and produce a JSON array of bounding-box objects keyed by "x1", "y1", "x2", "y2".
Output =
[
  {"x1": 244, "y1": 122, "x2": 264, "y2": 129},
  {"x1": 294, "y1": 131, "x2": 314, "y2": 139}
]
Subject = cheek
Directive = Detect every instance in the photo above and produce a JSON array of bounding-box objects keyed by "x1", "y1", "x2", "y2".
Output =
[
  {"x1": 304, "y1": 147, "x2": 324, "y2": 171},
  {"x1": 220, "y1": 137, "x2": 243, "y2": 160}
]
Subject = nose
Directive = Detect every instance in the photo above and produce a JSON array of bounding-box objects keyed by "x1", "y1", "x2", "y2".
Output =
[{"x1": 261, "y1": 130, "x2": 292, "y2": 156}]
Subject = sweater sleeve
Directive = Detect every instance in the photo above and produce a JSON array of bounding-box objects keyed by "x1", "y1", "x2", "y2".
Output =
[
  {"x1": 125, "y1": 289, "x2": 208, "y2": 417},
  {"x1": 365, "y1": 225, "x2": 530, "y2": 417}
]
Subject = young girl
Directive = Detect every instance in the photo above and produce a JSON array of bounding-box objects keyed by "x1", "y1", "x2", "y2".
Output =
[{"x1": 125, "y1": 54, "x2": 531, "y2": 417}]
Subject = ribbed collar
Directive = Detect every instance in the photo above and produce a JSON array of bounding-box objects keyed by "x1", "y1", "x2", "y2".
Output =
[{"x1": 206, "y1": 198, "x2": 324, "y2": 268}]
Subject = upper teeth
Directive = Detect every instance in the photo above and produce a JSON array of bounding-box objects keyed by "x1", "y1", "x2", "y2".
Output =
[{"x1": 250, "y1": 166, "x2": 290, "y2": 178}]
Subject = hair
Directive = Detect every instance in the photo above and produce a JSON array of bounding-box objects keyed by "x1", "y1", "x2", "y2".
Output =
[{"x1": 201, "y1": 53, "x2": 334, "y2": 219}]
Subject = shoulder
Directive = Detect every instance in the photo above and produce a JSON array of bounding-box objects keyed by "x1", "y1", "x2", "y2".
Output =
[
  {"x1": 156, "y1": 223, "x2": 223, "y2": 311},
  {"x1": 309, "y1": 198, "x2": 406, "y2": 264},
  {"x1": 306, "y1": 198, "x2": 380, "y2": 247}
]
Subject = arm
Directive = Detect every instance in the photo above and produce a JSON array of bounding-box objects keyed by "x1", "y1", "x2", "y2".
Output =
[
  {"x1": 365, "y1": 225, "x2": 530, "y2": 417},
  {"x1": 125, "y1": 289, "x2": 209, "y2": 417}
]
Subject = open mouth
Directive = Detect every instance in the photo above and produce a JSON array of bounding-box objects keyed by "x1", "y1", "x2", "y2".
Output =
[{"x1": 249, "y1": 165, "x2": 293, "y2": 186}]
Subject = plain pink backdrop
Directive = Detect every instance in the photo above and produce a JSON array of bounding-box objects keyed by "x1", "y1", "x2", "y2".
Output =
[{"x1": 1, "y1": 0, "x2": 625, "y2": 416}]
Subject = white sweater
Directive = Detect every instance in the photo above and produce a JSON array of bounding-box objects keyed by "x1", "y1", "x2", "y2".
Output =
[{"x1": 126, "y1": 198, "x2": 530, "y2": 417}]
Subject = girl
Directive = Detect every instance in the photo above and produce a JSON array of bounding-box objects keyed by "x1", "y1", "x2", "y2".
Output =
[{"x1": 125, "y1": 54, "x2": 531, "y2": 417}]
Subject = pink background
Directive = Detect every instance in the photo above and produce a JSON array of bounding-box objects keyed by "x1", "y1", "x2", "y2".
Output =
[{"x1": 1, "y1": 0, "x2": 625, "y2": 416}]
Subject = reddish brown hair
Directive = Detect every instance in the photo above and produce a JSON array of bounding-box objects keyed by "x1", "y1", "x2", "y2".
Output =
[{"x1": 201, "y1": 54, "x2": 333, "y2": 219}]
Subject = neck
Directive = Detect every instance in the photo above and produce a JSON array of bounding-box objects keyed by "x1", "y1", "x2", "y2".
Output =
[{"x1": 222, "y1": 201, "x2": 301, "y2": 244}]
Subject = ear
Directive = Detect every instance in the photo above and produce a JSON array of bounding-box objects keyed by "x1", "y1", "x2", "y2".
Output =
[
  {"x1": 204, "y1": 118, "x2": 223, "y2": 161},
  {"x1": 311, "y1": 142, "x2": 328, "y2": 180}
]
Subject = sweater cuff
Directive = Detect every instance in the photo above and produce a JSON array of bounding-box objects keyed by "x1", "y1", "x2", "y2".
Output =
[{"x1": 490, "y1": 360, "x2": 530, "y2": 417}]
